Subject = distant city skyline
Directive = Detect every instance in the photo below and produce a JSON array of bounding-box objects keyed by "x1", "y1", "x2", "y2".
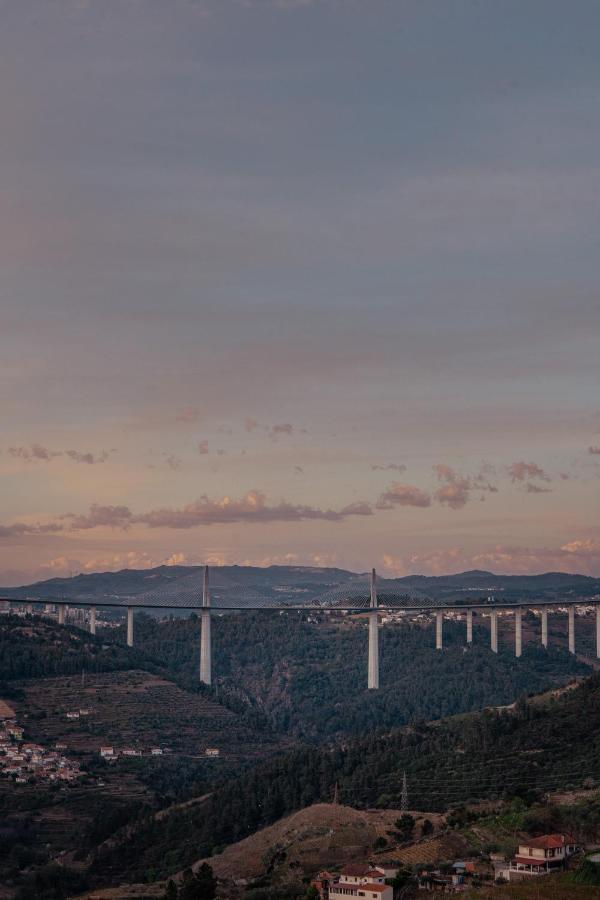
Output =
[{"x1": 1, "y1": 0, "x2": 599, "y2": 585}]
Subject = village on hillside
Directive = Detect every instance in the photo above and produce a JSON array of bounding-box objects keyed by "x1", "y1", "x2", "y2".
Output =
[{"x1": 0, "y1": 700, "x2": 82, "y2": 785}]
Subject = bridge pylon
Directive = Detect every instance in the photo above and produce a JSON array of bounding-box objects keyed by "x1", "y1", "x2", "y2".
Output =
[
  {"x1": 200, "y1": 565, "x2": 212, "y2": 685},
  {"x1": 367, "y1": 567, "x2": 379, "y2": 690},
  {"x1": 127, "y1": 607, "x2": 134, "y2": 647}
]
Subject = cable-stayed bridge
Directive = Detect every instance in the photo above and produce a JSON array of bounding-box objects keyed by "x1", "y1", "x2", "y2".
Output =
[
  {"x1": 3, "y1": 566, "x2": 600, "y2": 689},
  {"x1": 2, "y1": 569, "x2": 429, "y2": 611}
]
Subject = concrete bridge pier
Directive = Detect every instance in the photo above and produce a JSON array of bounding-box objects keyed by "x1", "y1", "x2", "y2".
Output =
[
  {"x1": 514, "y1": 608, "x2": 522, "y2": 657},
  {"x1": 435, "y1": 611, "x2": 443, "y2": 650},
  {"x1": 466, "y1": 609, "x2": 473, "y2": 644},
  {"x1": 200, "y1": 565, "x2": 212, "y2": 685},
  {"x1": 541, "y1": 609, "x2": 548, "y2": 648},
  {"x1": 490, "y1": 610, "x2": 498, "y2": 653},
  {"x1": 58, "y1": 605, "x2": 66, "y2": 625},
  {"x1": 367, "y1": 568, "x2": 379, "y2": 690},
  {"x1": 89, "y1": 606, "x2": 96, "y2": 636},
  {"x1": 568, "y1": 606, "x2": 575, "y2": 655},
  {"x1": 127, "y1": 607, "x2": 134, "y2": 647}
]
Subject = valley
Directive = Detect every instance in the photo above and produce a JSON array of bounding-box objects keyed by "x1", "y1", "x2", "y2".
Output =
[{"x1": 3, "y1": 587, "x2": 600, "y2": 898}]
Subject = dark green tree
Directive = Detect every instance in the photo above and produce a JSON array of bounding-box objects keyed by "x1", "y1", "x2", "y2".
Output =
[
  {"x1": 420, "y1": 818, "x2": 433, "y2": 837},
  {"x1": 179, "y1": 864, "x2": 217, "y2": 900},
  {"x1": 163, "y1": 879, "x2": 178, "y2": 900},
  {"x1": 394, "y1": 814, "x2": 415, "y2": 840}
]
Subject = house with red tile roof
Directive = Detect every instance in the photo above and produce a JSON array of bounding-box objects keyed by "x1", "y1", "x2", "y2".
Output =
[
  {"x1": 327, "y1": 864, "x2": 392, "y2": 900},
  {"x1": 508, "y1": 833, "x2": 578, "y2": 879}
]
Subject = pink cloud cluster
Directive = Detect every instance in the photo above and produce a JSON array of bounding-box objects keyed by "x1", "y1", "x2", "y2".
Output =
[
  {"x1": 507, "y1": 460, "x2": 552, "y2": 494},
  {"x1": 374, "y1": 464, "x2": 498, "y2": 513},
  {"x1": 507, "y1": 460, "x2": 550, "y2": 481},
  {"x1": 6, "y1": 492, "x2": 373, "y2": 538},
  {"x1": 376, "y1": 483, "x2": 431, "y2": 508},
  {"x1": 136, "y1": 492, "x2": 372, "y2": 528},
  {"x1": 433, "y1": 464, "x2": 472, "y2": 510},
  {"x1": 0, "y1": 521, "x2": 63, "y2": 538},
  {"x1": 7, "y1": 444, "x2": 112, "y2": 465}
]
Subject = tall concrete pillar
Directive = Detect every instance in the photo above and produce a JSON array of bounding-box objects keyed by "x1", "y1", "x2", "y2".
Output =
[
  {"x1": 541, "y1": 609, "x2": 548, "y2": 648},
  {"x1": 200, "y1": 565, "x2": 212, "y2": 685},
  {"x1": 89, "y1": 607, "x2": 96, "y2": 636},
  {"x1": 596, "y1": 607, "x2": 600, "y2": 660},
  {"x1": 568, "y1": 606, "x2": 575, "y2": 655},
  {"x1": 58, "y1": 605, "x2": 66, "y2": 625},
  {"x1": 367, "y1": 568, "x2": 379, "y2": 690},
  {"x1": 514, "y1": 609, "x2": 522, "y2": 658},
  {"x1": 490, "y1": 610, "x2": 498, "y2": 653},
  {"x1": 435, "y1": 611, "x2": 443, "y2": 650},
  {"x1": 466, "y1": 609, "x2": 473, "y2": 644},
  {"x1": 127, "y1": 607, "x2": 134, "y2": 648}
]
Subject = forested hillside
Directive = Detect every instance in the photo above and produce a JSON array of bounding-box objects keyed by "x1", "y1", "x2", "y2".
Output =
[
  {"x1": 0, "y1": 616, "x2": 158, "y2": 682},
  {"x1": 91, "y1": 673, "x2": 600, "y2": 884},
  {"x1": 120, "y1": 611, "x2": 590, "y2": 739}
]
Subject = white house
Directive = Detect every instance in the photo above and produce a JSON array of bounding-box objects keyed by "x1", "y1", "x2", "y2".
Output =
[
  {"x1": 508, "y1": 834, "x2": 577, "y2": 878},
  {"x1": 328, "y1": 865, "x2": 392, "y2": 900}
]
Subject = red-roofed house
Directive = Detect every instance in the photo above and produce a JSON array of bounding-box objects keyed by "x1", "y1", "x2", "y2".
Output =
[
  {"x1": 338, "y1": 865, "x2": 385, "y2": 884},
  {"x1": 329, "y1": 882, "x2": 392, "y2": 900},
  {"x1": 328, "y1": 865, "x2": 391, "y2": 900},
  {"x1": 508, "y1": 834, "x2": 577, "y2": 879}
]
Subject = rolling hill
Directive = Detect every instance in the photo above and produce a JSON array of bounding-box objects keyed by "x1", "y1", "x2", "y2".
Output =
[
  {"x1": 88, "y1": 671, "x2": 600, "y2": 886},
  {"x1": 2, "y1": 564, "x2": 599, "y2": 609}
]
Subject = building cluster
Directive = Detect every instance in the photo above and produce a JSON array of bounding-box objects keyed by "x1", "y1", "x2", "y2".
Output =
[
  {"x1": 416, "y1": 862, "x2": 477, "y2": 893},
  {"x1": 0, "y1": 714, "x2": 82, "y2": 784},
  {"x1": 98, "y1": 745, "x2": 220, "y2": 760},
  {"x1": 65, "y1": 707, "x2": 91, "y2": 720},
  {"x1": 310, "y1": 836, "x2": 579, "y2": 896},
  {"x1": 311, "y1": 863, "x2": 396, "y2": 900},
  {"x1": 99, "y1": 745, "x2": 164, "y2": 760}
]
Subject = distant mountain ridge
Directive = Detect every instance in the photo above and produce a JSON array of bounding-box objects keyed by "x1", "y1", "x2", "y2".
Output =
[{"x1": 2, "y1": 564, "x2": 599, "y2": 606}]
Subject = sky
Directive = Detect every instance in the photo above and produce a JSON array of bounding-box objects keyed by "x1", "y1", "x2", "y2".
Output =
[{"x1": 1, "y1": 0, "x2": 599, "y2": 585}]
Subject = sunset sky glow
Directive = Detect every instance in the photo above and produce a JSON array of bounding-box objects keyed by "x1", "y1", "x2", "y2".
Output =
[{"x1": 1, "y1": 0, "x2": 599, "y2": 585}]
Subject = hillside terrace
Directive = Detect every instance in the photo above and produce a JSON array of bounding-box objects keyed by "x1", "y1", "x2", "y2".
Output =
[{"x1": 11, "y1": 669, "x2": 273, "y2": 760}]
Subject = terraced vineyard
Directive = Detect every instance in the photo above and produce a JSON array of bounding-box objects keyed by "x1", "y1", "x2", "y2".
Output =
[
  {"x1": 0, "y1": 771, "x2": 151, "y2": 858},
  {"x1": 386, "y1": 831, "x2": 468, "y2": 865},
  {"x1": 1, "y1": 664, "x2": 285, "y2": 889},
  {"x1": 13, "y1": 669, "x2": 276, "y2": 759}
]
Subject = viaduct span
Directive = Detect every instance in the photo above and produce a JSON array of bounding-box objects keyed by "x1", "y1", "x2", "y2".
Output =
[{"x1": 4, "y1": 566, "x2": 600, "y2": 689}]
